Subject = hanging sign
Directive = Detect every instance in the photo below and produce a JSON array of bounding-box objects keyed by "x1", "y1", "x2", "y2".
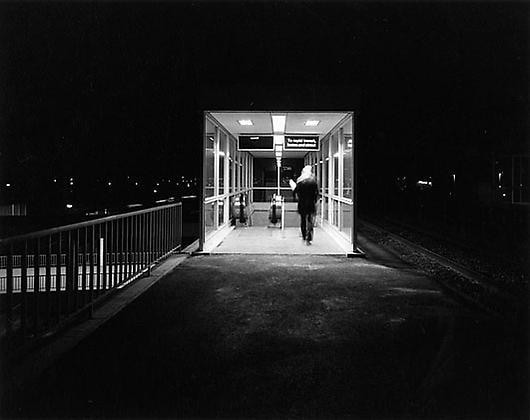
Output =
[
  {"x1": 238, "y1": 135, "x2": 274, "y2": 150},
  {"x1": 284, "y1": 135, "x2": 319, "y2": 151}
]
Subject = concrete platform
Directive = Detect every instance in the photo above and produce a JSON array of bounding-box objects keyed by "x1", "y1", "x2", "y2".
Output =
[
  {"x1": 3, "y1": 249, "x2": 526, "y2": 419},
  {"x1": 211, "y1": 226, "x2": 348, "y2": 255}
]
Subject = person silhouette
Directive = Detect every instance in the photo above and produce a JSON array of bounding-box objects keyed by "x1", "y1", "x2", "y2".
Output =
[{"x1": 291, "y1": 165, "x2": 319, "y2": 245}]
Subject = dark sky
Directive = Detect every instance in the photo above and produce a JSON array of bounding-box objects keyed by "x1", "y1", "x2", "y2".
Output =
[{"x1": 1, "y1": 1, "x2": 528, "y2": 185}]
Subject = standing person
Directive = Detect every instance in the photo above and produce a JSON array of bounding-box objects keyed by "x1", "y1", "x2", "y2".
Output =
[{"x1": 290, "y1": 165, "x2": 319, "y2": 245}]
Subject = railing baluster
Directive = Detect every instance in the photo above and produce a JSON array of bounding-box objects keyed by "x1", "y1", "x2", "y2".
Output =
[
  {"x1": 158, "y1": 210, "x2": 161, "y2": 258},
  {"x1": 74, "y1": 229, "x2": 80, "y2": 310},
  {"x1": 148, "y1": 211, "x2": 153, "y2": 274},
  {"x1": 139, "y1": 214, "x2": 145, "y2": 270},
  {"x1": 97, "y1": 224, "x2": 102, "y2": 295},
  {"x1": 110, "y1": 219, "x2": 114, "y2": 288},
  {"x1": 114, "y1": 219, "x2": 119, "y2": 286},
  {"x1": 66, "y1": 231, "x2": 72, "y2": 314},
  {"x1": 124, "y1": 217, "x2": 129, "y2": 280},
  {"x1": 83, "y1": 226, "x2": 87, "y2": 308},
  {"x1": 120, "y1": 217, "x2": 125, "y2": 284},
  {"x1": 131, "y1": 215, "x2": 135, "y2": 275},
  {"x1": 89, "y1": 225, "x2": 95, "y2": 317},
  {"x1": 102, "y1": 223, "x2": 107, "y2": 292},
  {"x1": 33, "y1": 237, "x2": 40, "y2": 333},
  {"x1": 6, "y1": 244, "x2": 14, "y2": 336},
  {"x1": 165, "y1": 208, "x2": 169, "y2": 253},
  {"x1": 21, "y1": 241, "x2": 28, "y2": 339},
  {"x1": 178, "y1": 205, "x2": 182, "y2": 248},
  {"x1": 45, "y1": 235, "x2": 52, "y2": 327},
  {"x1": 56, "y1": 232, "x2": 62, "y2": 321}
]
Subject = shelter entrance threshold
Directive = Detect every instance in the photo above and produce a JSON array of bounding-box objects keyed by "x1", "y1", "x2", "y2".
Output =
[{"x1": 207, "y1": 226, "x2": 349, "y2": 255}]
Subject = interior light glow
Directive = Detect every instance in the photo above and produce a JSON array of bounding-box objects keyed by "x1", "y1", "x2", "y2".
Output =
[
  {"x1": 250, "y1": 136, "x2": 259, "y2": 140},
  {"x1": 274, "y1": 135, "x2": 284, "y2": 146},
  {"x1": 305, "y1": 120, "x2": 320, "y2": 126},
  {"x1": 272, "y1": 115, "x2": 286, "y2": 133},
  {"x1": 66, "y1": 204, "x2": 73, "y2": 209},
  {"x1": 238, "y1": 119, "x2": 253, "y2": 126}
]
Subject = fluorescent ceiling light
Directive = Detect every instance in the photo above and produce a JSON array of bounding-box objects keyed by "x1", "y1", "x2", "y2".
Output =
[
  {"x1": 305, "y1": 120, "x2": 320, "y2": 126},
  {"x1": 238, "y1": 119, "x2": 253, "y2": 126},
  {"x1": 272, "y1": 115, "x2": 286, "y2": 133}
]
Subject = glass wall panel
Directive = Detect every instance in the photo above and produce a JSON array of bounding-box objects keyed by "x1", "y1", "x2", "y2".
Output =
[
  {"x1": 218, "y1": 132, "x2": 227, "y2": 191},
  {"x1": 229, "y1": 139, "x2": 235, "y2": 193},
  {"x1": 237, "y1": 152, "x2": 241, "y2": 191},
  {"x1": 205, "y1": 119, "x2": 215, "y2": 198},
  {"x1": 205, "y1": 201, "x2": 215, "y2": 234},
  {"x1": 342, "y1": 119, "x2": 353, "y2": 199},
  {"x1": 322, "y1": 139, "x2": 328, "y2": 195},
  {"x1": 333, "y1": 200, "x2": 339, "y2": 227},
  {"x1": 341, "y1": 202, "x2": 352, "y2": 237},
  {"x1": 218, "y1": 199, "x2": 225, "y2": 226},
  {"x1": 323, "y1": 197, "x2": 328, "y2": 221},
  {"x1": 331, "y1": 133, "x2": 339, "y2": 196}
]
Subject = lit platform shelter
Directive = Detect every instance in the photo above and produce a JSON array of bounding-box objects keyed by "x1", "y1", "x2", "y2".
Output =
[{"x1": 200, "y1": 111, "x2": 362, "y2": 256}]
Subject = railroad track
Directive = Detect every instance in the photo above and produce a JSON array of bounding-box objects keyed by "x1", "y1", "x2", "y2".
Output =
[{"x1": 358, "y1": 219, "x2": 524, "y2": 318}]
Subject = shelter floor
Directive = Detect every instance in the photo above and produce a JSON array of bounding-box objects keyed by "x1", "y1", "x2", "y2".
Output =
[{"x1": 211, "y1": 226, "x2": 346, "y2": 254}]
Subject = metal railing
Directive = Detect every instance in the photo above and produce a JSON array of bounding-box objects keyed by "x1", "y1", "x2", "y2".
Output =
[{"x1": 0, "y1": 203, "x2": 182, "y2": 348}]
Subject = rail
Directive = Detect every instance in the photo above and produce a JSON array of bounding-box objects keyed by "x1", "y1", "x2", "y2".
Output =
[{"x1": 0, "y1": 203, "x2": 182, "y2": 348}]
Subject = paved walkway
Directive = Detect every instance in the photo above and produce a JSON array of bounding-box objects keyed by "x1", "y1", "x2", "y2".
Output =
[{"x1": 2, "y1": 240, "x2": 527, "y2": 419}]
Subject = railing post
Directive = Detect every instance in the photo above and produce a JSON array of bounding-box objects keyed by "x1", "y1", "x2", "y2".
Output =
[{"x1": 148, "y1": 211, "x2": 152, "y2": 275}]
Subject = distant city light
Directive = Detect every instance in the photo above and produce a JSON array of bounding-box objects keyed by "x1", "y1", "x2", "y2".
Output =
[
  {"x1": 70, "y1": 181, "x2": 74, "y2": 186},
  {"x1": 70, "y1": 177, "x2": 74, "y2": 182},
  {"x1": 5, "y1": 183, "x2": 11, "y2": 187},
  {"x1": 108, "y1": 182, "x2": 112, "y2": 186},
  {"x1": 135, "y1": 182, "x2": 139, "y2": 186},
  {"x1": 66, "y1": 204, "x2": 73, "y2": 209},
  {"x1": 502, "y1": 193, "x2": 507, "y2": 197},
  {"x1": 53, "y1": 178, "x2": 57, "y2": 183},
  {"x1": 451, "y1": 174, "x2": 456, "y2": 183},
  {"x1": 153, "y1": 189, "x2": 157, "y2": 193}
]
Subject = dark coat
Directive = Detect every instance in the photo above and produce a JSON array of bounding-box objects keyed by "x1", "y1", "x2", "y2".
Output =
[{"x1": 294, "y1": 177, "x2": 319, "y2": 215}]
